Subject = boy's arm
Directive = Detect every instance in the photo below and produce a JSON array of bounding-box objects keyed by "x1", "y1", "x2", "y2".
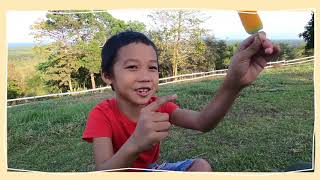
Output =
[
  {"x1": 170, "y1": 82, "x2": 240, "y2": 132},
  {"x1": 170, "y1": 32, "x2": 280, "y2": 132},
  {"x1": 93, "y1": 137, "x2": 140, "y2": 171}
]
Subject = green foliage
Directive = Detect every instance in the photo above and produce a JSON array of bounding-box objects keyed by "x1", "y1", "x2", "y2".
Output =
[
  {"x1": 126, "y1": 20, "x2": 146, "y2": 32},
  {"x1": 25, "y1": 73, "x2": 48, "y2": 96},
  {"x1": 204, "y1": 37, "x2": 235, "y2": 70},
  {"x1": 203, "y1": 37, "x2": 217, "y2": 70},
  {"x1": 8, "y1": 46, "x2": 49, "y2": 98},
  {"x1": 10, "y1": 11, "x2": 146, "y2": 97},
  {"x1": 7, "y1": 79, "x2": 24, "y2": 99},
  {"x1": 215, "y1": 40, "x2": 232, "y2": 69},
  {"x1": 148, "y1": 30, "x2": 174, "y2": 78},
  {"x1": 183, "y1": 39, "x2": 207, "y2": 73},
  {"x1": 32, "y1": 11, "x2": 82, "y2": 44},
  {"x1": 148, "y1": 10, "x2": 208, "y2": 76},
  {"x1": 299, "y1": 12, "x2": 314, "y2": 55},
  {"x1": 31, "y1": 10, "x2": 146, "y2": 92},
  {"x1": 36, "y1": 42, "x2": 79, "y2": 92},
  {"x1": 75, "y1": 40, "x2": 101, "y2": 89},
  {"x1": 72, "y1": 67, "x2": 91, "y2": 90},
  {"x1": 7, "y1": 63, "x2": 25, "y2": 99},
  {"x1": 278, "y1": 43, "x2": 304, "y2": 61},
  {"x1": 223, "y1": 44, "x2": 237, "y2": 67},
  {"x1": 75, "y1": 40, "x2": 100, "y2": 72}
]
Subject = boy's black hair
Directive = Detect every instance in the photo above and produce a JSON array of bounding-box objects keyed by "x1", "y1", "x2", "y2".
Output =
[{"x1": 101, "y1": 31, "x2": 158, "y2": 91}]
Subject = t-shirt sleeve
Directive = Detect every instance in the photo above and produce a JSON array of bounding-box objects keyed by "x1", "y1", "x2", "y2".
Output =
[
  {"x1": 82, "y1": 106, "x2": 112, "y2": 143},
  {"x1": 162, "y1": 102, "x2": 179, "y2": 115}
]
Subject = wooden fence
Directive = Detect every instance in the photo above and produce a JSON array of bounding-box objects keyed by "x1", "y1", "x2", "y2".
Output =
[{"x1": 7, "y1": 56, "x2": 314, "y2": 107}]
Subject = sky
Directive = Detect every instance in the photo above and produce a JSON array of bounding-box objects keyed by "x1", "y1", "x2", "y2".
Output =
[{"x1": 6, "y1": 9, "x2": 313, "y2": 43}]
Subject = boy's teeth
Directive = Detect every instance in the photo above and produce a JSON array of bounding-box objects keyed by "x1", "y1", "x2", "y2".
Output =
[
  {"x1": 136, "y1": 88, "x2": 150, "y2": 96},
  {"x1": 138, "y1": 89, "x2": 148, "y2": 93}
]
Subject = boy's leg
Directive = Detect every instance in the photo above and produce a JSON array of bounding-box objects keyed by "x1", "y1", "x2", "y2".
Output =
[{"x1": 186, "y1": 158, "x2": 212, "y2": 172}]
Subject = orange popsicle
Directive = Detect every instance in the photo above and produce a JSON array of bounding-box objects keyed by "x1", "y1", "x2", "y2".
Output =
[{"x1": 238, "y1": 10, "x2": 263, "y2": 34}]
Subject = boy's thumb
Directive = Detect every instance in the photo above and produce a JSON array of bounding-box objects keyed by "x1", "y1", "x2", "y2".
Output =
[
  {"x1": 242, "y1": 36, "x2": 261, "y2": 58},
  {"x1": 143, "y1": 94, "x2": 178, "y2": 112}
]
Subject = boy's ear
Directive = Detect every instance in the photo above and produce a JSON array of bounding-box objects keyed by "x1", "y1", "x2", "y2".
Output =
[{"x1": 101, "y1": 72, "x2": 112, "y2": 85}]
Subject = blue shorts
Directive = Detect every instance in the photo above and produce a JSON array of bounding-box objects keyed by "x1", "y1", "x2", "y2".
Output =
[{"x1": 146, "y1": 159, "x2": 195, "y2": 172}]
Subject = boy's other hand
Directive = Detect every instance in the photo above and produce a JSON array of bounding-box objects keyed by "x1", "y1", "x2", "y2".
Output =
[
  {"x1": 129, "y1": 95, "x2": 178, "y2": 152},
  {"x1": 224, "y1": 32, "x2": 280, "y2": 91}
]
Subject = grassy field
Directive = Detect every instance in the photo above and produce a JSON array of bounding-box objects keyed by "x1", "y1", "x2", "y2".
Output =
[
  {"x1": 7, "y1": 62, "x2": 314, "y2": 172},
  {"x1": 8, "y1": 46, "x2": 46, "y2": 90}
]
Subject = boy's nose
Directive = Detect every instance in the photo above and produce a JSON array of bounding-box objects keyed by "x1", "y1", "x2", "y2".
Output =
[
  {"x1": 137, "y1": 75, "x2": 152, "y2": 82},
  {"x1": 137, "y1": 70, "x2": 154, "y2": 82}
]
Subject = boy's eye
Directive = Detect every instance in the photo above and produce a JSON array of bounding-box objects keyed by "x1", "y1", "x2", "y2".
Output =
[
  {"x1": 149, "y1": 66, "x2": 158, "y2": 70},
  {"x1": 126, "y1": 65, "x2": 138, "y2": 69}
]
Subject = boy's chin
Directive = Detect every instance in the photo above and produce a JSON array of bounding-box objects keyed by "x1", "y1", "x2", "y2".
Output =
[{"x1": 134, "y1": 96, "x2": 153, "y2": 105}]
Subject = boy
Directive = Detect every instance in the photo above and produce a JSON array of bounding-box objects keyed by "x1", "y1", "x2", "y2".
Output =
[{"x1": 82, "y1": 31, "x2": 280, "y2": 171}]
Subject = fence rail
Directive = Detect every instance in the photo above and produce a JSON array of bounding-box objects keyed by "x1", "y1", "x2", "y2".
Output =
[{"x1": 7, "y1": 56, "x2": 314, "y2": 106}]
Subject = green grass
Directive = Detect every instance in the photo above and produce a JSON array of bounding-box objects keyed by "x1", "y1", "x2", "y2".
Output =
[{"x1": 7, "y1": 62, "x2": 314, "y2": 172}]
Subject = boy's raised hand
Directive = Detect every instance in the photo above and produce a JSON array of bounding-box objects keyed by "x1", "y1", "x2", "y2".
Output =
[
  {"x1": 224, "y1": 32, "x2": 280, "y2": 90},
  {"x1": 129, "y1": 95, "x2": 177, "y2": 152}
]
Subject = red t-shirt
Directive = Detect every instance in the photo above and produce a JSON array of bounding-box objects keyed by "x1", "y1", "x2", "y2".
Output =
[{"x1": 82, "y1": 96, "x2": 178, "y2": 169}]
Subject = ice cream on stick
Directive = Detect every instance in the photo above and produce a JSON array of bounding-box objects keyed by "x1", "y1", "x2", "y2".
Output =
[{"x1": 238, "y1": 10, "x2": 263, "y2": 34}]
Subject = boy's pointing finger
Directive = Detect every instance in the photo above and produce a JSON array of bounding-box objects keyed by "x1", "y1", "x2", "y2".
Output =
[{"x1": 143, "y1": 95, "x2": 178, "y2": 112}]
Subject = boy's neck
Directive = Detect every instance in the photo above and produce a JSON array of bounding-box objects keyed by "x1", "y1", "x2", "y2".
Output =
[{"x1": 115, "y1": 96, "x2": 144, "y2": 122}]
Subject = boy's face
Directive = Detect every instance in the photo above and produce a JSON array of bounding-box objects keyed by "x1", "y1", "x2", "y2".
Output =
[{"x1": 105, "y1": 42, "x2": 159, "y2": 106}]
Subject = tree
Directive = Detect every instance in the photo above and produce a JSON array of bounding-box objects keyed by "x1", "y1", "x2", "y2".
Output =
[
  {"x1": 32, "y1": 10, "x2": 146, "y2": 91},
  {"x1": 32, "y1": 11, "x2": 85, "y2": 92},
  {"x1": 184, "y1": 37, "x2": 207, "y2": 73},
  {"x1": 25, "y1": 72, "x2": 48, "y2": 96},
  {"x1": 215, "y1": 40, "x2": 230, "y2": 69},
  {"x1": 126, "y1": 20, "x2": 146, "y2": 33},
  {"x1": 76, "y1": 12, "x2": 146, "y2": 89},
  {"x1": 223, "y1": 43, "x2": 238, "y2": 67},
  {"x1": 148, "y1": 10, "x2": 208, "y2": 77},
  {"x1": 204, "y1": 36, "x2": 234, "y2": 70},
  {"x1": 203, "y1": 37, "x2": 218, "y2": 70},
  {"x1": 299, "y1": 12, "x2": 314, "y2": 55},
  {"x1": 75, "y1": 11, "x2": 122, "y2": 89},
  {"x1": 75, "y1": 40, "x2": 101, "y2": 89},
  {"x1": 31, "y1": 10, "x2": 83, "y2": 45},
  {"x1": 277, "y1": 42, "x2": 304, "y2": 61},
  {"x1": 37, "y1": 42, "x2": 79, "y2": 92},
  {"x1": 7, "y1": 80, "x2": 24, "y2": 99},
  {"x1": 7, "y1": 63, "x2": 24, "y2": 99}
]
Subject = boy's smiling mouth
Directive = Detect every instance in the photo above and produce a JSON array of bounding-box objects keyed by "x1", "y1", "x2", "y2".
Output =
[{"x1": 135, "y1": 87, "x2": 151, "y2": 97}]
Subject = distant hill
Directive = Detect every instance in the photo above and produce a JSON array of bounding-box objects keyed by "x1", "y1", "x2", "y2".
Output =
[
  {"x1": 272, "y1": 39, "x2": 306, "y2": 47},
  {"x1": 225, "y1": 39, "x2": 306, "y2": 47},
  {"x1": 8, "y1": 46, "x2": 35, "y2": 62},
  {"x1": 8, "y1": 42, "x2": 35, "y2": 48}
]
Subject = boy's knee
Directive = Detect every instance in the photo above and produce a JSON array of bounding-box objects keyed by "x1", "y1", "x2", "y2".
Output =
[{"x1": 187, "y1": 158, "x2": 213, "y2": 172}]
